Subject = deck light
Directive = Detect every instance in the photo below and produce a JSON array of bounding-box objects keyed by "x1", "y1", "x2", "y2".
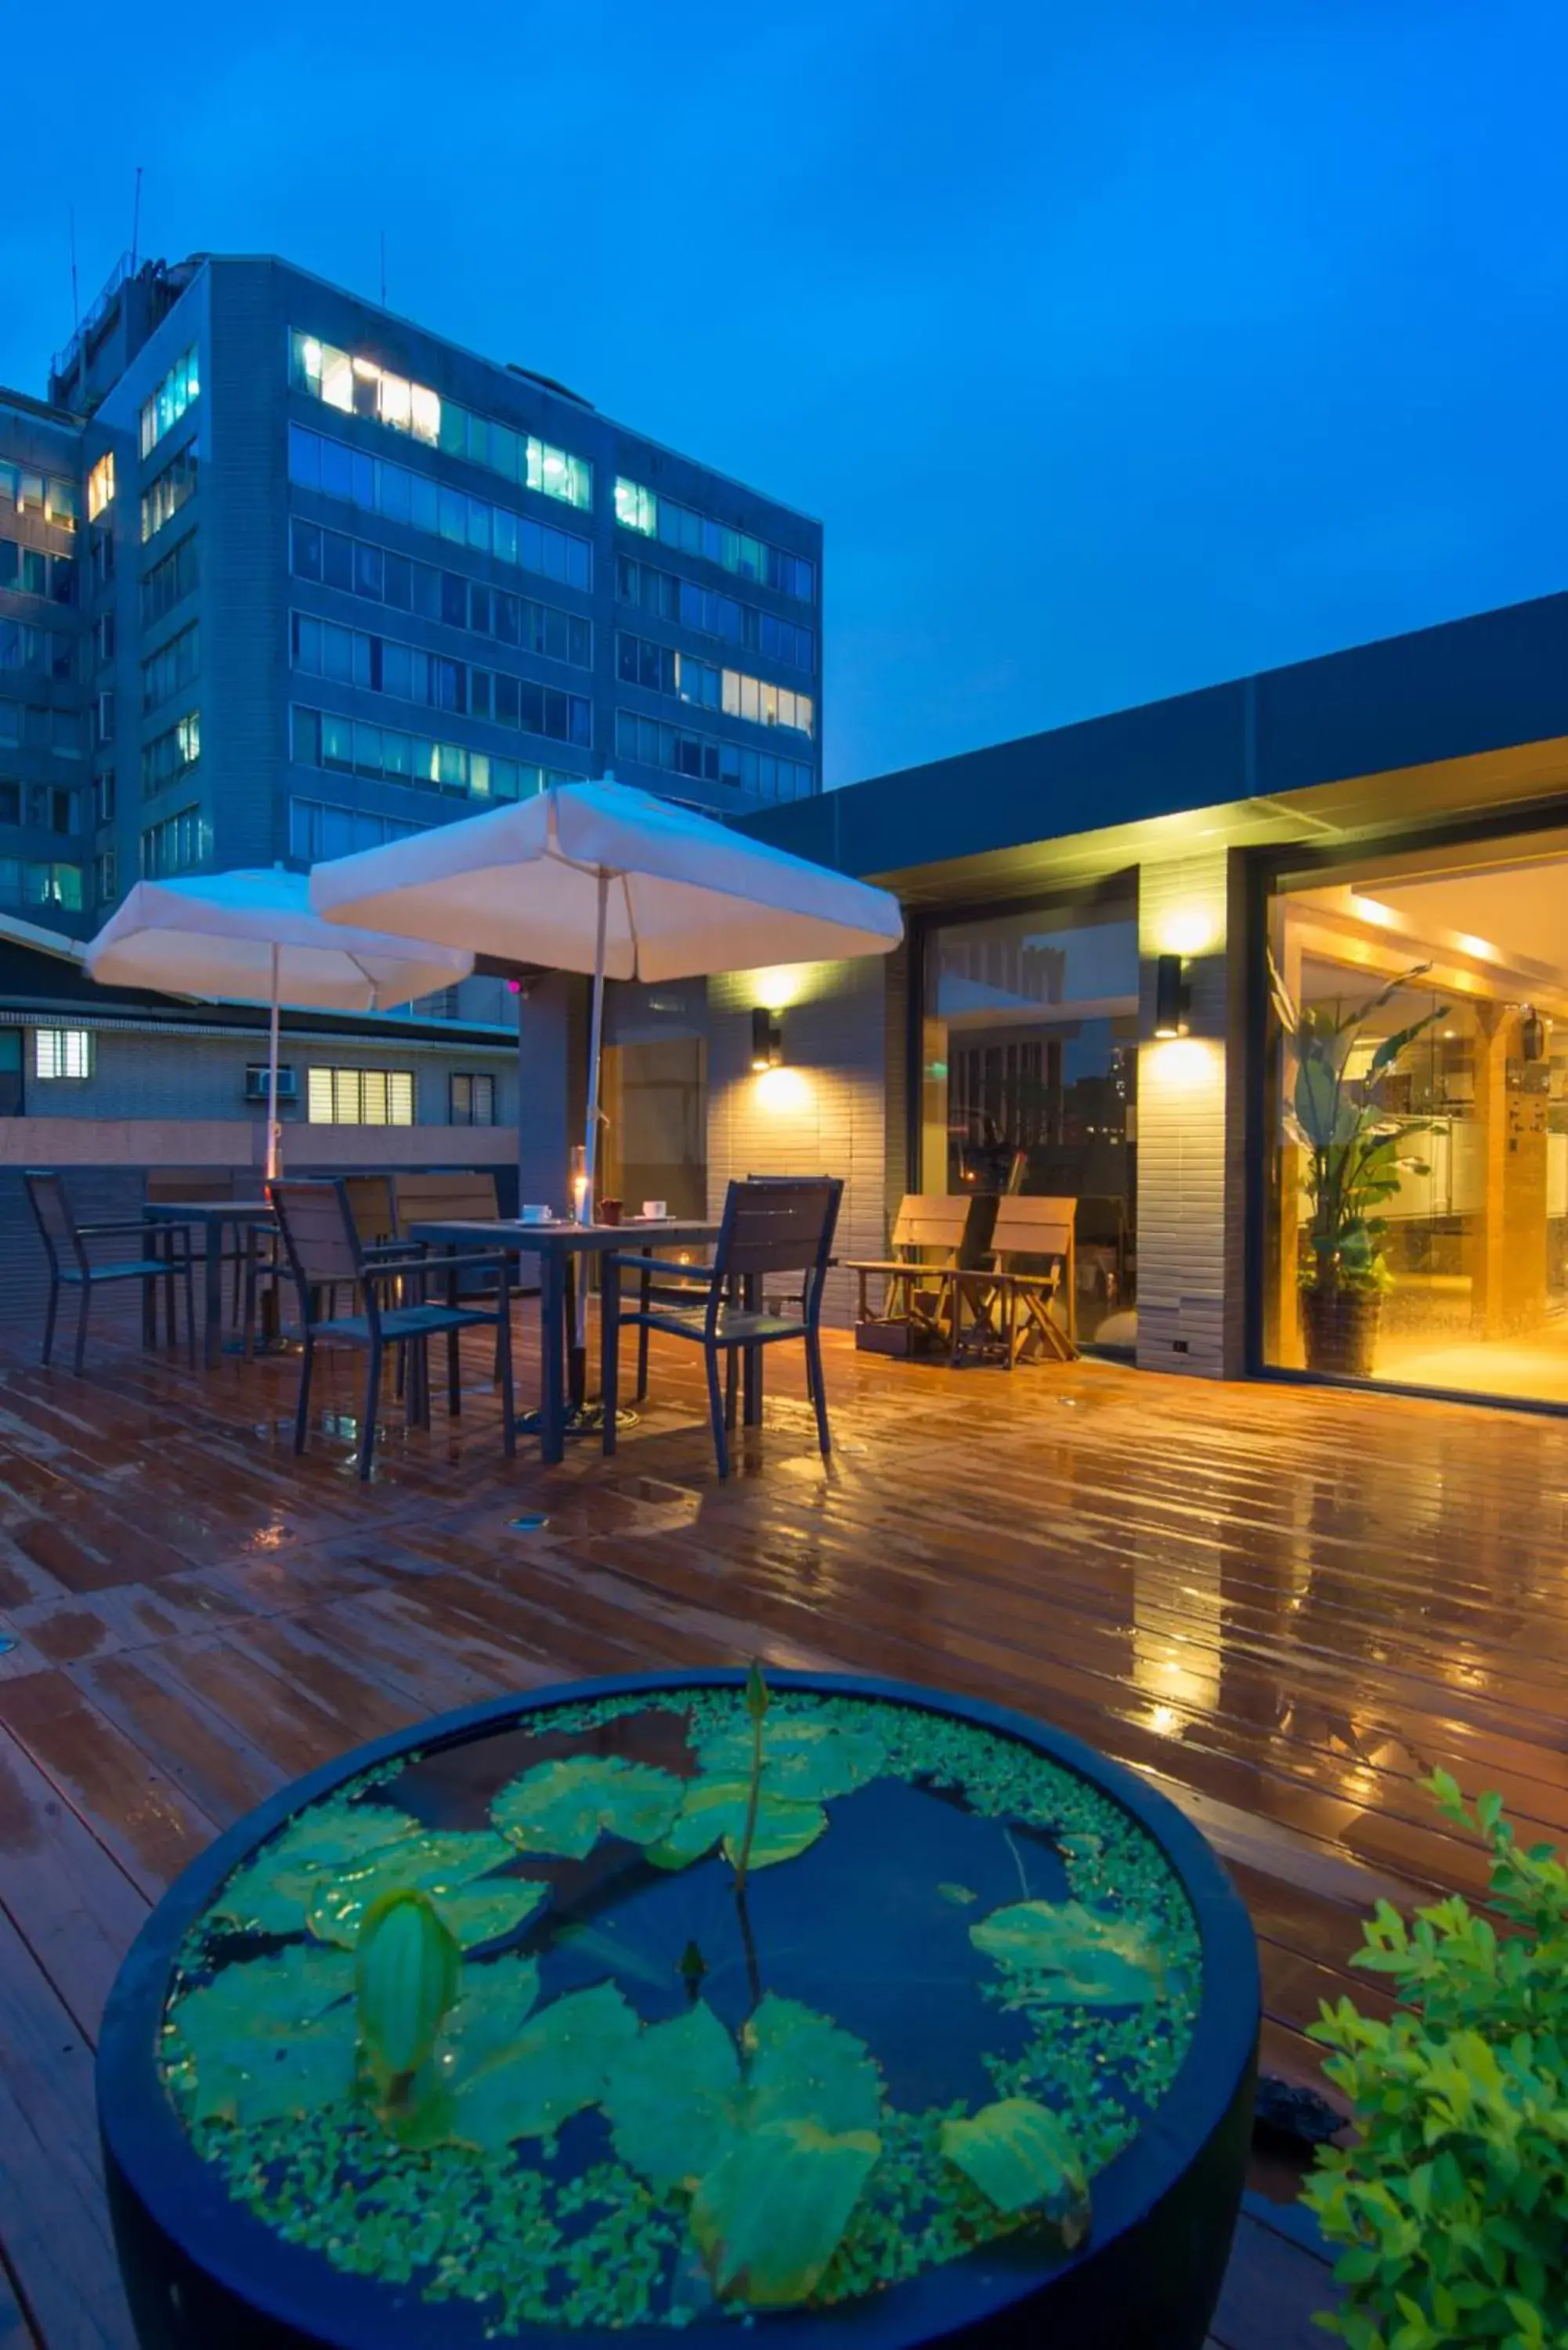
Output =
[{"x1": 1153, "y1": 954, "x2": 1191, "y2": 1039}]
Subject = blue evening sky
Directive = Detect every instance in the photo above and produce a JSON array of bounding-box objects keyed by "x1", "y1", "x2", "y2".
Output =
[{"x1": 3, "y1": 0, "x2": 1563, "y2": 790}]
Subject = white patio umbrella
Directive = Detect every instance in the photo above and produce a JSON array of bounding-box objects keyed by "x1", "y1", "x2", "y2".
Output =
[
  {"x1": 309, "y1": 776, "x2": 903, "y2": 1332},
  {"x1": 85, "y1": 870, "x2": 475, "y2": 1178}
]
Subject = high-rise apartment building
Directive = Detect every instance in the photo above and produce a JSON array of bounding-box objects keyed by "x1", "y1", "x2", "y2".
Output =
[{"x1": 1, "y1": 251, "x2": 824, "y2": 945}]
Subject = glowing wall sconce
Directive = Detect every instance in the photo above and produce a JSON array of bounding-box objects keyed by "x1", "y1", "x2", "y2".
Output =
[
  {"x1": 751, "y1": 1007, "x2": 783, "y2": 1071},
  {"x1": 1153, "y1": 954, "x2": 1191, "y2": 1039},
  {"x1": 1520, "y1": 1003, "x2": 1548, "y2": 1064}
]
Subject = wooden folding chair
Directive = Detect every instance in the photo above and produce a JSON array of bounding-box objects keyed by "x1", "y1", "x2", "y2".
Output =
[
  {"x1": 950, "y1": 1195, "x2": 1078, "y2": 1368},
  {"x1": 844, "y1": 1195, "x2": 976, "y2": 1351}
]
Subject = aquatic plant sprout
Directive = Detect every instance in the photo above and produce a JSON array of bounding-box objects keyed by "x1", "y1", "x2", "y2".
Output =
[{"x1": 160, "y1": 1683, "x2": 1202, "y2": 2331}]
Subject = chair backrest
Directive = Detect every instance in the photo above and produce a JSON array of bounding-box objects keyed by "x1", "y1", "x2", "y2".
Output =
[
  {"x1": 392, "y1": 1170, "x2": 499, "y2": 1236},
  {"x1": 146, "y1": 1170, "x2": 237, "y2": 1204},
  {"x1": 989, "y1": 1194, "x2": 1075, "y2": 1267},
  {"x1": 270, "y1": 1180, "x2": 363, "y2": 1294},
  {"x1": 714, "y1": 1177, "x2": 842, "y2": 1318},
  {"x1": 889, "y1": 1193, "x2": 974, "y2": 1263},
  {"x1": 342, "y1": 1174, "x2": 397, "y2": 1249},
  {"x1": 23, "y1": 1169, "x2": 83, "y2": 1273}
]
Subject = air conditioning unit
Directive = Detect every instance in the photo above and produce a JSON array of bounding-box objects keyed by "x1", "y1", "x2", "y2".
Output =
[{"x1": 244, "y1": 1065, "x2": 298, "y2": 1102}]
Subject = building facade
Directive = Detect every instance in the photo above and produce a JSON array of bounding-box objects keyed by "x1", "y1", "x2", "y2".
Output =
[{"x1": 700, "y1": 589, "x2": 1568, "y2": 1421}]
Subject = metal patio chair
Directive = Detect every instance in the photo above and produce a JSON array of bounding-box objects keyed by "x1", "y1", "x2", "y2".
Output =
[
  {"x1": 270, "y1": 1179, "x2": 515, "y2": 1481},
  {"x1": 601, "y1": 1176, "x2": 843, "y2": 1478},
  {"x1": 24, "y1": 1169, "x2": 195, "y2": 1374}
]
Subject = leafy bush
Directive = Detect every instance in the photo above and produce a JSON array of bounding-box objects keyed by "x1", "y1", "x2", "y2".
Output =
[{"x1": 1303, "y1": 1770, "x2": 1568, "y2": 2349}]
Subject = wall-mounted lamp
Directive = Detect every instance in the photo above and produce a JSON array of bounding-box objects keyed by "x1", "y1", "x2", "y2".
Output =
[
  {"x1": 1153, "y1": 953, "x2": 1191, "y2": 1039},
  {"x1": 751, "y1": 1007, "x2": 783, "y2": 1071},
  {"x1": 1520, "y1": 1003, "x2": 1548, "y2": 1064}
]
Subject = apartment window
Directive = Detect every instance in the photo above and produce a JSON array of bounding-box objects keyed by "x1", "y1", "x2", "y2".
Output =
[
  {"x1": 721, "y1": 667, "x2": 815, "y2": 739},
  {"x1": 45, "y1": 479, "x2": 78, "y2": 531},
  {"x1": 613, "y1": 709, "x2": 815, "y2": 801},
  {"x1": 141, "y1": 533, "x2": 199, "y2": 624},
  {"x1": 141, "y1": 447, "x2": 197, "y2": 544},
  {"x1": 34, "y1": 1028, "x2": 93, "y2": 1080},
  {"x1": 51, "y1": 709, "x2": 82, "y2": 757},
  {"x1": 93, "y1": 770, "x2": 116, "y2": 826},
  {"x1": 27, "y1": 785, "x2": 78, "y2": 835},
  {"x1": 86, "y1": 453, "x2": 115, "y2": 521},
  {"x1": 287, "y1": 423, "x2": 592, "y2": 592},
  {"x1": 94, "y1": 848, "x2": 118, "y2": 904},
  {"x1": 289, "y1": 612, "x2": 591, "y2": 748},
  {"x1": 139, "y1": 804, "x2": 210, "y2": 877},
  {"x1": 289, "y1": 519, "x2": 591, "y2": 667},
  {"x1": 0, "y1": 463, "x2": 78, "y2": 533},
  {"x1": 141, "y1": 712, "x2": 201, "y2": 796},
  {"x1": 139, "y1": 345, "x2": 200, "y2": 458},
  {"x1": 306, "y1": 1065, "x2": 415, "y2": 1126},
  {"x1": 450, "y1": 1072, "x2": 496, "y2": 1126},
  {"x1": 93, "y1": 611, "x2": 116, "y2": 666},
  {"x1": 616, "y1": 555, "x2": 816, "y2": 674},
  {"x1": 89, "y1": 529, "x2": 113, "y2": 591},
  {"x1": 0, "y1": 619, "x2": 75, "y2": 679},
  {"x1": 288, "y1": 797, "x2": 426, "y2": 861},
  {"x1": 141, "y1": 623, "x2": 200, "y2": 714},
  {"x1": 613, "y1": 479, "x2": 815, "y2": 603},
  {"x1": 0, "y1": 783, "x2": 14, "y2": 823},
  {"x1": 616, "y1": 631, "x2": 721, "y2": 711},
  {"x1": 93, "y1": 690, "x2": 116, "y2": 748},
  {"x1": 290, "y1": 706, "x2": 569, "y2": 808},
  {"x1": 290, "y1": 331, "x2": 593, "y2": 511},
  {"x1": 0, "y1": 540, "x2": 74, "y2": 602},
  {"x1": 0, "y1": 860, "x2": 84, "y2": 910}
]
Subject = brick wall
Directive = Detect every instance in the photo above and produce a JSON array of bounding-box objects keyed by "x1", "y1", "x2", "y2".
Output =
[{"x1": 706, "y1": 957, "x2": 892, "y2": 1328}]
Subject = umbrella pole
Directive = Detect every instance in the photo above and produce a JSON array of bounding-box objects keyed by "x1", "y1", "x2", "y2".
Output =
[
  {"x1": 266, "y1": 944, "x2": 282, "y2": 1184},
  {"x1": 574, "y1": 872, "x2": 610, "y2": 1367}
]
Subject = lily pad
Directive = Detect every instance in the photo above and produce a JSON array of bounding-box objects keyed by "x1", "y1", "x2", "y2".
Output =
[
  {"x1": 695, "y1": 1716, "x2": 887, "y2": 1804},
  {"x1": 603, "y1": 2000, "x2": 742, "y2": 2192},
  {"x1": 646, "y1": 1777, "x2": 827, "y2": 1873},
  {"x1": 970, "y1": 1900, "x2": 1165, "y2": 2006},
  {"x1": 446, "y1": 1981, "x2": 640, "y2": 2150},
  {"x1": 692, "y1": 2119, "x2": 880, "y2": 2307},
  {"x1": 205, "y1": 1798, "x2": 424, "y2": 1938},
  {"x1": 166, "y1": 1944, "x2": 356, "y2": 2125},
  {"x1": 305, "y1": 1827, "x2": 547, "y2": 1952},
  {"x1": 941, "y1": 2097, "x2": 1091, "y2": 2244},
  {"x1": 492, "y1": 1755, "x2": 685, "y2": 1860},
  {"x1": 745, "y1": 1995, "x2": 883, "y2": 2135}
]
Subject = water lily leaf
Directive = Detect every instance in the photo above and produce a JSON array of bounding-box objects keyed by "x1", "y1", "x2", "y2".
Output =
[
  {"x1": 695, "y1": 1717, "x2": 887, "y2": 1803},
  {"x1": 970, "y1": 1900, "x2": 1164, "y2": 2006},
  {"x1": 743, "y1": 1995, "x2": 883, "y2": 2135},
  {"x1": 691, "y1": 2118, "x2": 880, "y2": 2307},
  {"x1": 938, "y1": 1882, "x2": 977, "y2": 1906},
  {"x1": 206, "y1": 1798, "x2": 423, "y2": 1938},
  {"x1": 603, "y1": 2001, "x2": 742, "y2": 2192},
  {"x1": 166, "y1": 1944, "x2": 356, "y2": 2125},
  {"x1": 305, "y1": 1828, "x2": 547, "y2": 1952},
  {"x1": 447, "y1": 1981, "x2": 639, "y2": 2150},
  {"x1": 433, "y1": 1951, "x2": 543, "y2": 2077},
  {"x1": 941, "y1": 2098, "x2": 1091, "y2": 2245},
  {"x1": 492, "y1": 1755, "x2": 685, "y2": 1860},
  {"x1": 646, "y1": 1777, "x2": 826, "y2": 1873}
]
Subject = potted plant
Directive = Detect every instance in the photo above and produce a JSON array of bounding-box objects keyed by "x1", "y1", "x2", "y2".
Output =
[
  {"x1": 1304, "y1": 1771, "x2": 1568, "y2": 2346},
  {"x1": 1270, "y1": 959, "x2": 1444, "y2": 1377},
  {"x1": 97, "y1": 1668, "x2": 1259, "y2": 2350}
]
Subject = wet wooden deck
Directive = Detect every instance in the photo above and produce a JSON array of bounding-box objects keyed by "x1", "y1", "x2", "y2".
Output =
[{"x1": 2, "y1": 1306, "x2": 1560, "y2": 2346}]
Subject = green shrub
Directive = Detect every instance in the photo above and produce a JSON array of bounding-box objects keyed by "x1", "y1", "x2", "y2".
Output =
[{"x1": 1302, "y1": 1770, "x2": 1568, "y2": 2349}]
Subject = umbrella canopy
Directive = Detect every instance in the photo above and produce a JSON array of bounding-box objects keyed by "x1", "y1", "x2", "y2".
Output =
[
  {"x1": 310, "y1": 779, "x2": 902, "y2": 1342},
  {"x1": 307, "y1": 779, "x2": 904, "y2": 983},
  {"x1": 86, "y1": 870, "x2": 474, "y2": 1177}
]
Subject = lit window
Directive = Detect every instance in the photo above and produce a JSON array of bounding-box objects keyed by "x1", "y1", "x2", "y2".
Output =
[
  {"x1": 139, "y1": 345, "x2": 200, "y2": 459},
  {"x1": 34, "y1": 1028, "x2": 92, "y2": 1080},
  {"x1": 86, "y1": 454, "x2": 115, "y2": 520},
  {"x1": 307, "y1": 1067, "x2": 415, "y2": 1126},
  {"x1": 615, "y1": 478, "x2": 656, "y2": 535}
]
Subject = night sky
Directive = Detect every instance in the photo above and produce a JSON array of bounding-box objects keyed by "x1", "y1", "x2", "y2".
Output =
[{"x1": 3, "y1": 0, "x2": 1563, "y2": 790}]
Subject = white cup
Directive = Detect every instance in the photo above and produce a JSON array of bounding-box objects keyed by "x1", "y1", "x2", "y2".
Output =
[
  {"x1": 641, "y1": 1199, "x2": 668, "y2": 1220},
  {"x1": 517, "y1": 1205, "x2": 551, "y2": 1224}
]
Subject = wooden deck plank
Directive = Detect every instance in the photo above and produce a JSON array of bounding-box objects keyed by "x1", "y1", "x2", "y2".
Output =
[{"x1": 0, "y1": 1321, "x2": 1553, "y2": 2348}]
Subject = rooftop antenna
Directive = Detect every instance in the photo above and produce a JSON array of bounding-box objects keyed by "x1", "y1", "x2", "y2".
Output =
[
  {"x1": 379, "y1": 229, "x2": 387, "y2": 308},
  {"x1": 130, "y1": 164, "x2": 143, "y2": 272},
  {"x1": 69, "y1": 207, "x2": 79, "y2": 329}
]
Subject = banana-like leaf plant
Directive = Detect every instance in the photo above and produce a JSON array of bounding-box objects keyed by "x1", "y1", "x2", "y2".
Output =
[{"x1": 1270, "y1": 956, "x2": 1446, "y2": 1296}]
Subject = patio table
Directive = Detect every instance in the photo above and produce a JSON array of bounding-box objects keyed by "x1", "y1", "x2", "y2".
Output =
[
  {"x1": 409, "y1": 1216, "x2": 719, "y2": 1464},
  {"x1": 144, "y1": 1199, "x2": 276, "y2": 1371}
]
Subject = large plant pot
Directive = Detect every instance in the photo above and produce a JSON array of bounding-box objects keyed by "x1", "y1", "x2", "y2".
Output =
[
  {"x1": 97, "y1": 1671, "x2": 1259, "y2": 2350},
  {"x1": 1301, "y1": 1284, "x2": 1382, "y2": 1377}
]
